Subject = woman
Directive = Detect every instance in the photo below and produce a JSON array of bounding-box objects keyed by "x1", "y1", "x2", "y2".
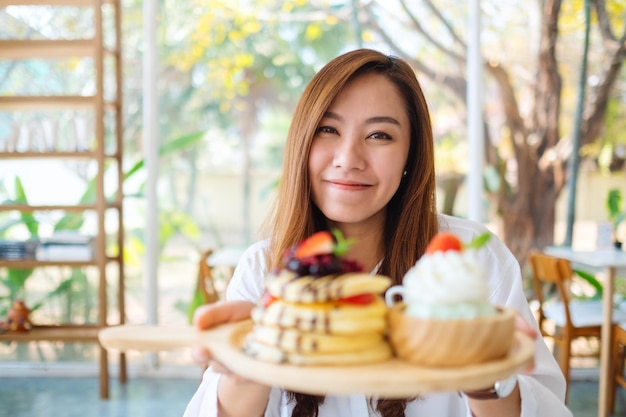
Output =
[{"x1": 183, "y1": 49, "x2": 571, "y2": 417}]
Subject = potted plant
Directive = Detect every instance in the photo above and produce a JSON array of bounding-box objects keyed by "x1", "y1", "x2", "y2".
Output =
[{"x1": 606, "y1": 188, "x2": 626, "y2": 249}]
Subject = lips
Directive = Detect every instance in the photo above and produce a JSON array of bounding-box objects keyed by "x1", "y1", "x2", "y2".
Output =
[{"x1": 325, "y1": 179, "x2": 372, "y2": 190}]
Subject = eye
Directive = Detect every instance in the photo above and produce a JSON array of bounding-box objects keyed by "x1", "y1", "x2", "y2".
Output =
[
  {"x1": 368, "y1": 131, "x2": 392, "y2": 140},
  {"x1": 316, "y1": 126, "x2": 337, "y2": 135}
]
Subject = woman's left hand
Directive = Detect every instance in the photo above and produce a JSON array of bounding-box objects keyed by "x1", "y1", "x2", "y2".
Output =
[{"x1": 515, "y1": 313, "x2": 537, "y2": 373}]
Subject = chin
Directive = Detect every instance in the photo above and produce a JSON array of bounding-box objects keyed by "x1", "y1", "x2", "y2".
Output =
[{"x1": 321, "y1": 209, "x2": 379, "y2": 225}]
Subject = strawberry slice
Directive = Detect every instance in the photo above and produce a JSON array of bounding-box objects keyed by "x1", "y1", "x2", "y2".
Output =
[
  {"x1": 337, "y1": 293, "x2": 376, "y2": 305},
  {"x1": 425, "y1": 232, "x2": 463, "y2": 254},
  {"x1": 294, "y1": 231, "x2": 334, "y2": 258},
  {"x1": 261, "y1": 291, "x2": 277, "y2": 308}
]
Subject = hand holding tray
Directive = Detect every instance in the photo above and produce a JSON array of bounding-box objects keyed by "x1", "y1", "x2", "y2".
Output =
[{"x1": 99, "y1": 320, "x2": 534, "y2": 398}]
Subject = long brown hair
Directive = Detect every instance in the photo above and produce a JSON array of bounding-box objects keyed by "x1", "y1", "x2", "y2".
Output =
[{"x1": 262, "y1": 48, "x2": 439, "y2": 417}]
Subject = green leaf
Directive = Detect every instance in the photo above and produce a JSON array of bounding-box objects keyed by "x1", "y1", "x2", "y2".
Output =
[
  {"x1": 463, "y1": 232, "x2": 491, "y2": 250},
  {"x1": 54, "y1": 214, "x2": 85, "y2": 232},
  {"x1": 0, "y1": 217, "x2": 27, "y2": 236},
  {"x1": 159, "y1": 130, "x2": 205, "y2": 156},
  {"x1": 14, "y1": 177, "x2": 39, "y2": 237},
  {"x1": 331, "y1": 229, "x2": 355, "y2": 256},
  {"x1": 29, "y1": 301, "x2": 43, "y2": 312},
  {"x1": 607, "y1": 188, "x2": 623, "y2": 221},
  {"x1": 4, "y1": 268, "x2": 34, "y2": 298},
  {"x1": 186, "y1": 286, "x2": 205, "y2": 324},
  {"x1": 124, "y1": 160, "x2": 144, "y2": 181},
  {"x1": 123, "y1": 130, "x2": 205, "y2": 183},
  {"x1": 573, "y1": 269, "x2": 603, "y2": 299},
  {"x1": 13, "y1": 177, "x2": 28, "y2": 203}
]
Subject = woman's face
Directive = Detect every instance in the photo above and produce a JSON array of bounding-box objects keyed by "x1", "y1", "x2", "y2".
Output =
[{"x1": 308, "y1": 72, "x2": 411, "y2": 229}]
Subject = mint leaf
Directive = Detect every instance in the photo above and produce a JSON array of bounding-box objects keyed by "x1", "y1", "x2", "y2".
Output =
[
  {"x1": 331, "y1": 229, "x2": 355, "y2": 256},
  {"x1": 463, "y1": 232, "x2": 491, "y2": 250}
]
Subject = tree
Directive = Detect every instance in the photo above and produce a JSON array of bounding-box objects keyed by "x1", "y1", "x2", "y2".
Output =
[
  {"x1": 361, "y1": 0, "x2": 626, "y2": 262},
  {"x1": 156, "y1": 0, "x2": 355, "y2": 242}
]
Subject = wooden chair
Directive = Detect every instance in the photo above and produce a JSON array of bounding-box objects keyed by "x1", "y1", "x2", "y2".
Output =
[
  {"x1": 528, "y1": 251, "x2": 626, "y2": 401},
  {"x1": 190, "y1": 250, "x2": 218, "y2": 374},
  {"x1": 609, "y1": 323, "x2": 626, "y2": 414},
  {"x1": 197, "y1": 249, "x2": 220, "y2": 305}
]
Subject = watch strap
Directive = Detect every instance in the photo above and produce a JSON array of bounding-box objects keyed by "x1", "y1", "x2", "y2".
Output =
[
  {"x1": 463, "y1": 387, "x2": 499, "y2": 400},
  {"x1": 463, "y1": 375, "x2": 517, "y2": 400}
]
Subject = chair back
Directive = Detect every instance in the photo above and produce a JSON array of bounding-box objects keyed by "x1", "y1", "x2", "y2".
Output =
[
  {"x1": 198, "y1": 249, "x2": 219, "y2": 304},
  {"x1": 528, "y1": 251, "x2": 575, "y2": 333}
]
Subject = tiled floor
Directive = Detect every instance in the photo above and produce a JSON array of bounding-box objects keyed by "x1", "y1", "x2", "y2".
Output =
[
  {"x1": 0, "y1": 375, "x2": 199, "y2": 417},
  {"x1": 0, "y1": 370, "x2": 616, "y2": 417},
  {"x1": 568, "y1": 378, "x2": 623, "y2": 417}
]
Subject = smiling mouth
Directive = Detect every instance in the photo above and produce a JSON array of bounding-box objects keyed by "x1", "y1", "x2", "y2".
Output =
[{"x1": 326, "y1": 180, "x2": 371, "y2": 190}]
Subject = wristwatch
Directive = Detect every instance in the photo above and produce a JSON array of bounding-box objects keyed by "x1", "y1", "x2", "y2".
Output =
[{"x1": 463, "y1": 375, "x2": 518, "y2": 400}]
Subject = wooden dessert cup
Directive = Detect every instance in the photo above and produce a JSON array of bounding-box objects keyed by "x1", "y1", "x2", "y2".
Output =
[{"x1": 388, "y1": 303, "x2": 516, "y2": 367}]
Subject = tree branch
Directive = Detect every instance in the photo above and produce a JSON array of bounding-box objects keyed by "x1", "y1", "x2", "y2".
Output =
[
  {"x1": 592, "y1": 0, "x2": 616, "y2": 42},
  {"x1": 582, "y1": 26, "x2": 626, "y2": 145},
  {"x1": 363, "y1": 2, "x2": 467, "y2": 102},
  {"x1": 486, "y1": 62, "x2": 527, "y2": 150},
  {"x1": 396, "y1": 0, "x2": 466, "y2": 63},
  {"x1": 531, "y1": 0, "x2": 562, "y2": 152},
  {"x1": 422, "y1": 0, "x2": 467, "y2": 51}
]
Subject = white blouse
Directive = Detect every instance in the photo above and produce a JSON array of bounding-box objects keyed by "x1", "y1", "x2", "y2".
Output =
[{"x1": 183, "y1": 214, "x2": 573, "y2": 417}]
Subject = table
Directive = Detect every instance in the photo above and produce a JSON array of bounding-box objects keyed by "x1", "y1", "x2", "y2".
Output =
[{"x1": 543, "y1": 246, "x2": 626, "y2": 417}]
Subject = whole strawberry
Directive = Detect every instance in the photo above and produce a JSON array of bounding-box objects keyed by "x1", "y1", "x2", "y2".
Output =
[
  {"x1": 425, "y1": 233, "x2": 463, "y2": 254},
  {"x1": 284, "y1": 230, "x2": 362, "y2": 278},
  {"x1": 294, "y1": 231, "x2": 334, "y2": 258},
  {"x1": 425, "y1": 232, "x2": 491, "y2": 255}
]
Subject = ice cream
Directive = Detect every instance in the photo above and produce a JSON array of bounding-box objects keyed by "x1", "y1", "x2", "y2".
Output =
[
  {"x1": 400, "y1": 245, "x2": 496, "y2": 319},
  {"x1": 386, "y1": 232, "x2": 515, "y2": 366}
]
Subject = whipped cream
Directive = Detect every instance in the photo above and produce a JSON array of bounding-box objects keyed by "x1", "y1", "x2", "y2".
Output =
[{"x1": 402, "y1": 249, "x2": 495, "y2": 319}]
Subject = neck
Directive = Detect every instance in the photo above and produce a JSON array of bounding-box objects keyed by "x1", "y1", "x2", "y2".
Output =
[{"x1": 328, "y1": 220, "x2": 384, "y2": 273}]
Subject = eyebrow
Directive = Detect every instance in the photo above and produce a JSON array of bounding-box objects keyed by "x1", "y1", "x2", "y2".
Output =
[{"x1": 323, "y1": 111, "x2": 401, "y2": 126}]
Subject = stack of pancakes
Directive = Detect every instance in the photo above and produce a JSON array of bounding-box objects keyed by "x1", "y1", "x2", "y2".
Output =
[{"x1": 243, "y1": 231, "x2": 392, "y2": 365}]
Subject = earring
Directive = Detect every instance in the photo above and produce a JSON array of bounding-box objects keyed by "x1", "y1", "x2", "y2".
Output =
[{"x1": 402, "y1": 170, "x2": 407, "y2": 177}]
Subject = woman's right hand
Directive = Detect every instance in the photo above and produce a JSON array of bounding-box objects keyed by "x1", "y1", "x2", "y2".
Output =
[
  {"x1": 193, "y1": 300, "x2": 272, "y2": 416},
  {"x1": 191, "y1": 300, "x2": 255, "y2": 374}
]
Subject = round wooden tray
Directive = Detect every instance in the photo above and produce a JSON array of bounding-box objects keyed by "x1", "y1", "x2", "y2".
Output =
[{"x1": 99, "y1": 320, "x2": 534, "y2": 398}]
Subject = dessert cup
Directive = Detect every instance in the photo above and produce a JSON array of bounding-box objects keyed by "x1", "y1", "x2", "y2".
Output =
[{"x1": 388, "y1": 303, "x2": 516, "y2": 366}]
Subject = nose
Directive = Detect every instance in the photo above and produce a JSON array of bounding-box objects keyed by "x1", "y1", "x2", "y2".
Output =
[{"x1": 332, "y1": 133, "x2": 366, "y2": 171}]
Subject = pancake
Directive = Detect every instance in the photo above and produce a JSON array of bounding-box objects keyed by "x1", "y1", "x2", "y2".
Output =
[
  {"x1": 243, "y1": 337, "x2": 393, "y2": 366},
  {"x1": 266, "y1": 271, "x2": 391, "y2": 303},
  {"x1": 252, "y1": 324, "x2": 386, "y2": 353},
  {"x1": 244, "y1": 230, "x2": 393, "y2": 366},
  {"x1": 251, "y1": 297, "x2": 388, "y2": 334}
]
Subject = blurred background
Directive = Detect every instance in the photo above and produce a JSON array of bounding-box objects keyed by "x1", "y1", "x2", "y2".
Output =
[{"x1": 0, "y1": 1, "x2": 625, "y2": 414}]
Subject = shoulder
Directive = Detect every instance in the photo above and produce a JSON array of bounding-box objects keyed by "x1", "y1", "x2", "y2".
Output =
[
  {"x1": 233, "y1": 239, "x2": 272, "y2": 278},
  {"x1": 239, "y1": 239, "x2": 270, "y2": 265},
  {"x1": 225, "y1": 239, "x2": 270, "y2": 302},
  {"x1": 437, "y1": 213, "x2": 491, "y2": 241}
]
